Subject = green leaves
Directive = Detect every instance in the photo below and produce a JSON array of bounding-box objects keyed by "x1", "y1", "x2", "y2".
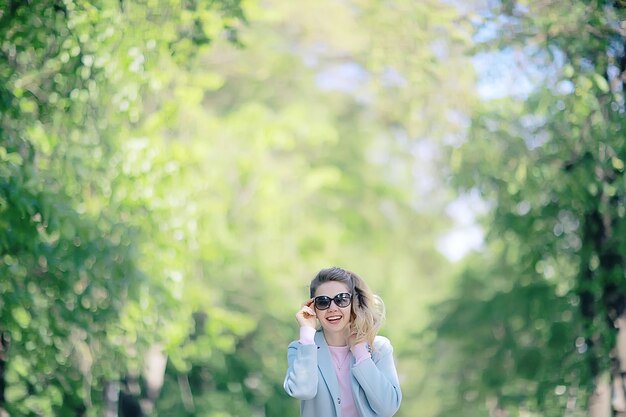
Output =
[
  {"x1": 1, "y1": 0, "x2": 477, "y2": 415},
  {"x1": 1, "y1": 0, "x2": 251, "y2": 415},
  {"x1": 10, "y1": 307, "x2": 30, "y2": 329},
  {"x1": 435, "y1": 1, "x2": 626, "y2": 416}
]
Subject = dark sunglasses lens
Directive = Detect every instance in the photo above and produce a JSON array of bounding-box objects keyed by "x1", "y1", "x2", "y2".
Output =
[
  {"x1": 315, "y1": 296, "x2": 331, "y2": 310},
  {"x1": 335, "y1": 293, "x2": 351, "y2": 308}
]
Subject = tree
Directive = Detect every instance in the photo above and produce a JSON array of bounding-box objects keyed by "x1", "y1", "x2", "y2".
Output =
[
  {"x1": 0, "y1": 0, "x2": 247, "y2": 415},
  {"x1": 434, "y1": 1, "x2": 626, "y2": 416}
]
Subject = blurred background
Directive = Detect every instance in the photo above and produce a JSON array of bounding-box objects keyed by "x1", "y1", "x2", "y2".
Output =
[{"x1": 1, "y1": 0, "x2": 626, "y2": 416}]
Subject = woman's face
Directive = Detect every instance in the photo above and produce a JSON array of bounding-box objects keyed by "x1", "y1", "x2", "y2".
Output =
[{"x1": 314, "y1": 281, "x2": 352, "y2": 336}]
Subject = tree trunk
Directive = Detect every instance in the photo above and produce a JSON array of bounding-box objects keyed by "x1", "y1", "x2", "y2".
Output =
[
  {"x1": 0, "y1": 331, "x2": 9, "y2": 417},
  {"x1": 611, "y1": 315, "x2": 626, "y2": 417},
  {"x1": 119, "y1": 344, "x2": 167, "y2": 417},
  {"x1": 589, "y1": 375, "x2": 611, "y2": 417},
  {"x1": 119, "y1": 374, "x2": 144, "y2": 417},
  {"x1": 141, "y1": 344, "x2": 167, "y2": 415},
  {"x1": 104, "y1": 380, "x2": 119, "y2": 417}
]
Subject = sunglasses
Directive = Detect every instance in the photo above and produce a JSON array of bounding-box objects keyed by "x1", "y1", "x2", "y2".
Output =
[{"x1": 313, "y1": 293, "x2": 352, "y2": 310}]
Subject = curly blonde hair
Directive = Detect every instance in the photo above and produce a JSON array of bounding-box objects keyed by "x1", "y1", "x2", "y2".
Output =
[{"x1": 310, "y1": 267, "x2": 385, "y2": 349}]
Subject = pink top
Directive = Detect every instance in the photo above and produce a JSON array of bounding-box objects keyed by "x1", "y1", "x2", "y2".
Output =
[
  {"x1": 299, "y1": 327, "x2": 372, "y2": 417},
  {"x1": 329, "y1": 345, "x2": 358, "y2": 416}
]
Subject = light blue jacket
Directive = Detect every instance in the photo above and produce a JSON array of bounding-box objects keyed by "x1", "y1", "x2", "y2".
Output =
[{"x1": 284, "y1": 331, "x2": 402, "y2": 417}]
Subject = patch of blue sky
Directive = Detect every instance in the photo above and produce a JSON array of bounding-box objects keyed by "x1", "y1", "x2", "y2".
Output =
[
  {"x1": 472, "y1": 18, "x2": 501, "y2": 44},
  {"x1": 430, "y1": 38, "x2": 449, "y2": 60},
  {"x1": 410, "y1": 139, "x2": 440, "y2": 196},
  {"x1": 472, "y1": 48, "x2": 537, "y2": 100},
  {"x1": 314, "y1": 59, "x2": 407, "y2": 93},
  {"x1": 437, "y1": 188, "x2": 492, "y2": 262},
  {"x1": 555, "y1": 79, "x2": 575, "y2": 95},
  {"x1": 315, "y1": 61, "x2": 368, "y2": 93},
  {"x1": 473, "y1": 43, "x2": 571, "y2": 101},
  {"x1": 437, "y1": 223, "x2": 485, "y2": 262},
  {"x1": 299, "y1": 42, "x2": 329, "y2": 68},
  {"x1": 314, "y1": 61, "x2": 375, "y2": 104},
  {"x1": 519, "y1": 113, "x2": 551, "y2": 150},
  {"x1": 469, "y1": 3, "x2": 570, "y2": 101},
  {"x1": 381, "y1": 67, "x2": 407, "y2": 88},
  {"x1": 442, "y1": 109, "x2": 471, "y2": 147}
]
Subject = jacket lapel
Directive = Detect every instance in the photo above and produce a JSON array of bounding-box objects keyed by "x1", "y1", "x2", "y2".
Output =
[{"x1": 315, "y1": 331, "x2": 341, "y2": 416}]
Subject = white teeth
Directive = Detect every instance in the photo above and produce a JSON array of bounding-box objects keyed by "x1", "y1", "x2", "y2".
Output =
[{"x1": 327, "y1": 316, "x2": 342, "y2": 321}]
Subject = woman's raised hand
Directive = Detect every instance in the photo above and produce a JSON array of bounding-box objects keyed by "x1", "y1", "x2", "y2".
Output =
[{"x1": 296, "y1": 299, "x2": 317, "y2": 328}]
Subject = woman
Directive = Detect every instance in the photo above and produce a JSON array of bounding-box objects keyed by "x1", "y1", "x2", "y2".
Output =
[{"x1": 284, "y1": 267, "x2": 402, "y2": 417}]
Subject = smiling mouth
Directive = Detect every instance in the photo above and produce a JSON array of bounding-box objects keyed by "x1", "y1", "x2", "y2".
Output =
[{"x1": 326, "y1": 316, "x2": 342, "y2": 323}]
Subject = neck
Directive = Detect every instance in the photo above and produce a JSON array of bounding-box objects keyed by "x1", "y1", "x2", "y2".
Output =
[{"x1": 324, "y1": 330, "x2": 349, "y2": 347}]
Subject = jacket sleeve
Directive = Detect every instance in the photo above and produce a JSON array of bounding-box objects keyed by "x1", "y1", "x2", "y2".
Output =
[
  {"x1": 351, "y1": 337, "x2": 402, "y2": 416},
  {"x1": 283, "y1": 341, "x2": 318, "y2": 400}
]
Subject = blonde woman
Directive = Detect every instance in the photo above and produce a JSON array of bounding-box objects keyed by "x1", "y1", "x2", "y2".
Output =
[{"x1": 284, "y1": 267, "x2": 402, "y2": 417}]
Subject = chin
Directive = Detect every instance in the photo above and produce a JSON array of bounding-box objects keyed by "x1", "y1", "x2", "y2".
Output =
[{"x1": 323, "y1": 322, "x2": 348, "y2": 333}]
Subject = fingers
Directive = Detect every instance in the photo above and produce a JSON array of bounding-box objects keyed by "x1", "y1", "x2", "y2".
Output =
[
  {"x1": 299, "y1": 299, "x2": 316, "y2": 317},
  {"x1": 298, "y1": 302, "x2": 316, "y2": 316},
  {"x1": 296, "y1": 300, "x2": 317, "y2": 327},
  {"x1": 301, "y1": 305, "x2": 316, "y2": 318}
]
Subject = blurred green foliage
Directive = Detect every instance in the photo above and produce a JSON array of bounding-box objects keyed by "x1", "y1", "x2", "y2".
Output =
[
  {"x1": 7, "y1": 0, "x2": 626, "y2": 416},
  {"x1": 6, "y1": 0, "x2": 626, "y2": 416},
  {"x1": 434, "y1": 1, "x2": 626, "y2": 417},
  {"x1": 1, "y1": 0, "x2": 473, "y2": 416}
]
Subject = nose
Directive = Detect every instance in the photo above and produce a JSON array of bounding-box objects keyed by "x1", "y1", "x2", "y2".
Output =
[{"x1": 327, "y1": 300, "x2": 341, "y2": 310}]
